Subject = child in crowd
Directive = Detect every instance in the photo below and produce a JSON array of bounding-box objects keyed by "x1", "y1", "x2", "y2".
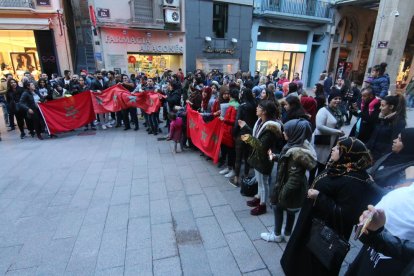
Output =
[{"x1": 167, "y1": 112, "x2": 183, "y2": 153}]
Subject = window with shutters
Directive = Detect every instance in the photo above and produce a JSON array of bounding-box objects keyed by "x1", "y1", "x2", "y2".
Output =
[
  {"x1": 212, "y1": 2, "x2": 228, "y2": 38},
  {"x1": 133, "y1": 0, "x2": 153, "y2": 22}
]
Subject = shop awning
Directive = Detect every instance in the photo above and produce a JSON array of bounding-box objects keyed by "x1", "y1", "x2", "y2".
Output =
[{"x1": 0, "y1": 18, "x2": 49, "y2": 30}]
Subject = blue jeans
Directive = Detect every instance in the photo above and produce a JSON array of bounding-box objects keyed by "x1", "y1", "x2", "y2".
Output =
[
  {"x1": 254, "y1": 169, "x2": 269, "y2": 205},
  {"x1": 407, "y1": 94, "x2": 414, "y2": 108}
]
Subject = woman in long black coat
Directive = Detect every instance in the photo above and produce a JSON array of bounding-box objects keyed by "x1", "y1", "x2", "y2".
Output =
[
  {"x1": 281, "y1": 137, "x2": 382, "y2": 276},
  {"x1": 368, "y1": 128, "x2": 414, "y2": 189}
]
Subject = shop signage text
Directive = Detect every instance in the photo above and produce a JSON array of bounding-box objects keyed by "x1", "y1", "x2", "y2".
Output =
[
  {"x1": 37, "y1": 0, "x2": 51, "y2": 6},
  {"x1": 105, "y1": 35, "x2": 183, "y2": 53},
  {"x1": 203, "y1": 46, "x2": 235, "y2": 55}
]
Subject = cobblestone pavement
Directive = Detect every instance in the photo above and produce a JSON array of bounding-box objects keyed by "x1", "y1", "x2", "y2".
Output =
[{"x1": 0, "y1": 109, "x2": 412, "y2": 276}]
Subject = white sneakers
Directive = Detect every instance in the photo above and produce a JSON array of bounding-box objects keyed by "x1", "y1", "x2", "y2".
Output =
[
  {"x1": 101, "y1": 124, "x2": 107, "y2": 130},
  {"x1": 219, "y1": 168, "x2": 230, "y2": 175},
  {"x1": 224, "y1": 170, "x2": 235, "y2": 178},
  {"x1": 219, "y1": 168, "x2": 235, "y2": 178},
  {"x1": 260, "y1": 232, "x2": 290, "y2": 243}
]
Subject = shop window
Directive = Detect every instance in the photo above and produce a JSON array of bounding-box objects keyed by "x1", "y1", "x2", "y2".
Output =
[
  {"x1": 213, "y1": 2, "x2": 228, "y2": 38},
  {"x1": 127, "y1": 53, "x2": 183, "y2": 77}
]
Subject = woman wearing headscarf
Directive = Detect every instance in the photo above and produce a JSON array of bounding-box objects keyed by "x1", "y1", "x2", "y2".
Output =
[
  {"x1": 239, "y1": 100, "x2": 282, "y2": 216},
  {"x1": 368, "y1": 128, "x2": 414, "y2": 189},
  {"x1": 281, "y1": 137, "x2": 381, "y2": 276},
  {"x1": 261, "y1": 119, "x2": 317, "y2": 242}
]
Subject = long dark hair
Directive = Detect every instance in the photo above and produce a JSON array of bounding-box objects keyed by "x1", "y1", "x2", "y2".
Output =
[
  {"x1": 6, "y1": 78, "x2": 18, "y2": 91},
  {"x1": 285, "y1": 96, "x2": 307, "y2": 122},
  {"x1": 240, "y1": 87, "x2": 256, "y2": 106},
  {"x1": 315, "y1": 83, "x2": 324, "y2": 97},
  {"x1": 383, "y1": 94, "x2": 406, "y2": 121},
  {"x1": 37, "y1": 78, "x2": 48, "y2": 88}
]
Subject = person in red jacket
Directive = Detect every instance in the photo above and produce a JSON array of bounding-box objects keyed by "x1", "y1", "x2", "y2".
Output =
[{"x1": 219, "y1": 89, "x2": 240, "y2": 178}]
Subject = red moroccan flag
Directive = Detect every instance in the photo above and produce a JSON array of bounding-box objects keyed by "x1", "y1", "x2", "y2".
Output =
[
  {"x1": 186, "y1": 106, "x2": 223, "y2": 163},
  {"x1": 121, "y1": 91, "x2": 165, "y2": 114},
  {"x1": 90, "y1": 84, "x2": 129, "y2": 113},
  {"x1": 38, "y1": 92, "x2": 95, "y2": 135}
]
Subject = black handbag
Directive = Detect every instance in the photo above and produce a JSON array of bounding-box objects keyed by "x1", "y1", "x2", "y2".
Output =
[
  {"x1": 306, "y1": 208, "x2": 350, "y2": 270},
  {"x1": 314, "y1": 134, "x2": 331, "y2": 145},
  {"x1": 240, "y1": 176, "x2": 258, "y2": 197}
]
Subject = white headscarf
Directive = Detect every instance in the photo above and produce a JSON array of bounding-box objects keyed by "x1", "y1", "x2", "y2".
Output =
[{"x1": 375, "y1": 183, "x2": 414, "y2": 241}]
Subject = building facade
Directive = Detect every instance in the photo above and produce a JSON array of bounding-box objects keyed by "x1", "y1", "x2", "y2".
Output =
[
  {"x1": 87, "y1": 0, "x2": 185, "y2": 76},
  {"x1": 331, "y1": 0, "x2": 414, "y2": 91},
  {"x1": 185, "y1": 0, "x2": 253, "y2": 74},
  {"x1": 0, "y1": 0, "x2": 73, "y2": 79},
  {"x1": 250, "y1": 0, "x2": 333, "y2": 87}
]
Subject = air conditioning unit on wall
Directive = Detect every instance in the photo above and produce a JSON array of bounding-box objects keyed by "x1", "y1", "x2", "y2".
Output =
[
  {"x1": 165, "y1": 9, "x2": 180, "y2": 24},
  {"x1": 163, "y1": 0, "x2": 179, "y2": 7}
]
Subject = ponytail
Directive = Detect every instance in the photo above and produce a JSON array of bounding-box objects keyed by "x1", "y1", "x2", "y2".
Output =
[
  {"x1": 373, "y1": 62, "x2": 387, "y2": 76},
  {"x1": 385, "y1": 94, "x2": 406, "y2": 121}
]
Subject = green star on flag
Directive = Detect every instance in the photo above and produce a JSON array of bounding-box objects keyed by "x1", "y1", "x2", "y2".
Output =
[
  {"x1": 201, "y1": 129, "x2": 208, "y2": 141},
  {"x1": 96, "y1": 96, "x2": 103, "y2": 105},
  {"x1": 128, "y1": 96, "x2": 137, "y2": 103},
  {"x1": 149, "y1": 98, "x2": 154, "y2": 106},
  {"x1": 189, "y1": 119, "x2": 196, "y2": 129},
  {"x1": 64, "y1": 105, "x2": 79, "y2": 119},
  {"x1": 212, "y1": 134, "x2": 219, "y2": 144},
  {"x1": 113, "y1": 95, "x2": 118, "y2": 102}
]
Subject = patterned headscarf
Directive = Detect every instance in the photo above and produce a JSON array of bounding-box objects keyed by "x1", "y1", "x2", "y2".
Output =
[{"x1": 326, "y1": 137, "x2": 373, "y2": 176}]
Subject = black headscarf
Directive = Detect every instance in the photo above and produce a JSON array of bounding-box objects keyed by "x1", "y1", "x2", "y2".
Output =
[
  {"x1": 326, "y1": 137, "x2": 373, "y2": 176},
  {"x1": 280, "y1": 118, "x2": 312, "y2": 155},
  {"x1": 383, "y1": 127, "x2": 414, "y2": 166}
]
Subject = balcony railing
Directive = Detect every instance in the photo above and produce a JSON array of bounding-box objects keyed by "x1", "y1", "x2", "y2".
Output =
[
  {"x1": 0, "y1": 0, "x2": 34, "y2": 8},
  {"x1": 254, "y1": 0, "x2": 332, "y2": 19}
]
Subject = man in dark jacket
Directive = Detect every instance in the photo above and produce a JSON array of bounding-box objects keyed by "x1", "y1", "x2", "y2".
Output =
[
  {"x1": 323, "y1": 71, "x2": 333, "y2": 98},
  {"x1": 349, "y1": 87, "x2": 380, "y2": 143},
  {"x1": 90, "y1": 71, "x2": 107, "y2": 91}
]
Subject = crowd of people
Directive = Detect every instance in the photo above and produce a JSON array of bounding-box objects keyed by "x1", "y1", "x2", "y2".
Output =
[{"x1": 0, "y1": 63, "x2": 413, "y2": 274}]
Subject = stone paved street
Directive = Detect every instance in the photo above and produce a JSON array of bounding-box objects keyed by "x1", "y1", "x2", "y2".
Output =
[{"x1": 0, "y1": 109, "x2": 412, "y2": 275}]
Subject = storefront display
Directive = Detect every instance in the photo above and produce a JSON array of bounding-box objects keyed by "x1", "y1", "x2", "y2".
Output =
[
  {"x1": 127, "y1": 54, "x2": 182, "y2": 77},
  {"x1": 256, "y1": 41, "x2": 306, "y2": 80},
  {"x1": 0, "y1": 30, "x2": 41, "y2": 80},
  {"x1": 100, "y1": 28, "x2": 184, "y2": 75}
]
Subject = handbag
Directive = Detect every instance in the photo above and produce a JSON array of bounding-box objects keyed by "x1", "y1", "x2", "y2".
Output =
[
  {"x1": 314, "y1": 134, "x2": 331, "y2": 145},
  {"x1": 306, "y1": 208, "x2": 350, "y2": 270},
  {"x1": 240, "y1": 176, "x2": 258, "y2": 197}
]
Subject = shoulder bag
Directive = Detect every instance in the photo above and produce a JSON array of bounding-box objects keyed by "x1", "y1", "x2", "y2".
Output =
[
  {"x1": 306, "y1": 175, "x2": 350, "y2": 270},
  {"x1": 314, "y1": 107, "x2": 334, "y2": 145}
]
